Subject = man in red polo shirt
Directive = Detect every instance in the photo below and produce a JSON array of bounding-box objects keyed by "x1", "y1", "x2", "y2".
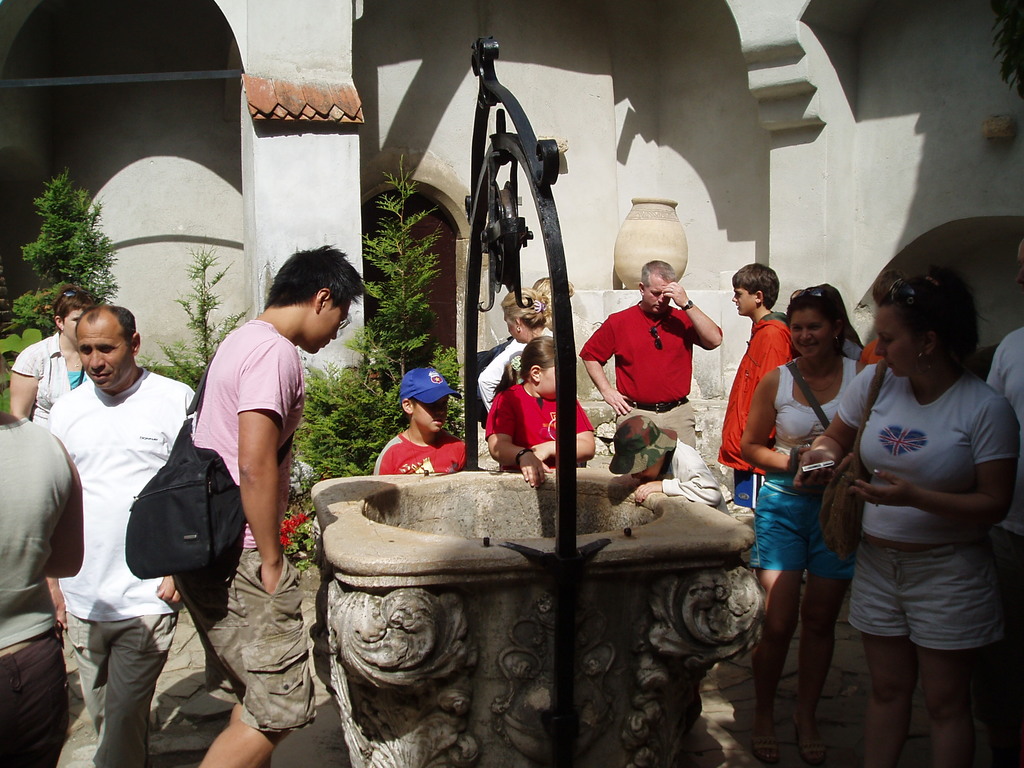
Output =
[{"x1": 581, "y1": 260, "x2": 722, "y2": 447}]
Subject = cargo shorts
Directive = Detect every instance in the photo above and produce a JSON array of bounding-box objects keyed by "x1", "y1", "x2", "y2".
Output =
[{"x1": 176, "y1": 549, "x2": 315, "y2": 732}]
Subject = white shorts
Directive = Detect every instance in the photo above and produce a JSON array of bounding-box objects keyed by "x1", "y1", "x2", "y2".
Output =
[{"x1": 849, "y1": 538, "x2": 1003, "y2": 650}]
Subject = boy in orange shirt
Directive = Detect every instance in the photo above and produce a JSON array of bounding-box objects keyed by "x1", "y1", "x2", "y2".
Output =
[{"x1": 718, "y1": 264, "x2": 791, "y2": 507}]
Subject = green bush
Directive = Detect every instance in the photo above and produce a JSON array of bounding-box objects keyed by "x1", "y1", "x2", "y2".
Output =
[
  {"x1": 994, "y1": 0, "x2": 1024, "y2": 98},
  {"x1": 295, "y1": 165, "x2": 462, "y2": 479},
  {"x1": 10, "y1": 170, "x2": 117, "y2": 332},
  {"x1": 152, "y1": 248, "x2": 246, "y2": 388}
]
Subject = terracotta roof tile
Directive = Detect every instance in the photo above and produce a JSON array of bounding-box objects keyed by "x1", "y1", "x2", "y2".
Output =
[{"x1": 243, "y1": 74, "x2": 363, "y2": 123}]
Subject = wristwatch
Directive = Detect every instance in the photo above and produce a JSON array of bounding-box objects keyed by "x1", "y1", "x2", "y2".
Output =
[{"x1": 680, "y1": 299, "x2": 694, "y2": 311}]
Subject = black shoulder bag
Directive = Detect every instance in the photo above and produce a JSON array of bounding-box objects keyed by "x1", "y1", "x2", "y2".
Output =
[{"x1": 125, "y1": 367, "x2": 291, "y2": 579}]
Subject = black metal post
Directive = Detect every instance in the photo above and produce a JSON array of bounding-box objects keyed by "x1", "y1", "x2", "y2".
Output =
[{"x1": 465, "y1": 37, "x2": 609, "y2": 768}]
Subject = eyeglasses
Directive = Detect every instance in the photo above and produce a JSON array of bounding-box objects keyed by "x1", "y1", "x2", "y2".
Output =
[
  {"x1": 338, "y1": 316, "x2": 352, "y2": 331},
  {"x1": 888, "y1": 278, "x2": 916, "y2": 306},
  {"x1": 794, "y1": 287, "x2": 826, "y2": 299},
  {"x1": 649, "y1": 325, "x2": 663, "y2": 350}
]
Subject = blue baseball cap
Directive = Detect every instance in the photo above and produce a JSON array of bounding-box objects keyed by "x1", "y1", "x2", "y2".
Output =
[{"x1": 399, "y1": 368, "x2": 461, "y2": 404}]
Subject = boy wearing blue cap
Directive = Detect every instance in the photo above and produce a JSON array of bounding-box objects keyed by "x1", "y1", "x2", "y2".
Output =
[{"x1": 374, "y1": 368, "x2": 467, "y2": 475}]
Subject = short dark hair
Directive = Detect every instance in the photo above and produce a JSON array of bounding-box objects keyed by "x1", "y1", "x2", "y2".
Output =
[
  {"x1": 732, "y1": 264, "x2": 780, "y2": 309},
  {"x1": 880, "y1": 267, "x2": 978, "y2": 363},
  {"x1": 52, "y1": 284, "x2": 97, "y2": 320},
  {"x1": 79, "y1": 305, "x2": 137, "y2": 341},
  {"x1": 265, "y1": 246, "x2": 363, "y2": 310}
]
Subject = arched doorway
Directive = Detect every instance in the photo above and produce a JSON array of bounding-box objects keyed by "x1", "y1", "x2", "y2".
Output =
[{"x1": 360, "y1": 192, "x2": 458, "y2": 349}]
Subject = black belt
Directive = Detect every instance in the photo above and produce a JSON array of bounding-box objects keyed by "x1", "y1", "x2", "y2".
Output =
[{"x1": 629, "y1": 397, "x2": 688, "y2": 413}]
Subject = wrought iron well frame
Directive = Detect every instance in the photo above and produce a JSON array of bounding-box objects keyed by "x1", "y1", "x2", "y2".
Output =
[{"x1": 462, "y1": 37, "x2": 608, "y2": 768}]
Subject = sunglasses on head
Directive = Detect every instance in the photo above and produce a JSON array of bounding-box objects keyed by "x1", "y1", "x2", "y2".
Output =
[
  {"x1": 62, "y1": 289, "x2": 79, "y2": 298},
  {"x1": 887, "y1": 278, "x2": 916, "y2": 306},
  {"x1": 649, "y1": 325, "x2": 663, "y2": 350},
  {"x1": 794, "y1": 286, "x2": 826, "y2": 299}
]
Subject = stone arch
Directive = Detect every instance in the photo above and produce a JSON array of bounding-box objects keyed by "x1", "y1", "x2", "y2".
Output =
[
  {"x1": 361, "y1": 148, "x2": 470, "y2": 353},
  {"x1": 0, "y1": 0, "x2": 245, "y2": 356},
  {"x1": 853, "y1": 217, "x2": 1024, "y2": 348}
]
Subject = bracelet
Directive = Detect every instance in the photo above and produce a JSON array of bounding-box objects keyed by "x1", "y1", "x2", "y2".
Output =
[{"x1": 515, "y1": 448, "x2": 534, "y2": 466}]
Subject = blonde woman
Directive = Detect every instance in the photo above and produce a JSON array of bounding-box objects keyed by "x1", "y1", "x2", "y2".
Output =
[
  {"x1": 10, "y1": 285, "x2": 96, "y2": 426},
  {"x1": 478, "y1": 284, "x2": 555, "y2": 413}
]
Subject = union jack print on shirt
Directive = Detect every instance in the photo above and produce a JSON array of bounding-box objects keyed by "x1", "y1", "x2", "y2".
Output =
[{"x1": 877, "y1": 425, "x2": 928, "y2": 456}]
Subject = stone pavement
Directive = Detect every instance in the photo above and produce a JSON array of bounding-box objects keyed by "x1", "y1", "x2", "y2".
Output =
[{"x1": 57, "y1": 563, "x2": 986, "y2": 768}]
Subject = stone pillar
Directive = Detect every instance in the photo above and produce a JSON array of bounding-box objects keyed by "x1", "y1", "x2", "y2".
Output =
[
  {"x1": 241, "y1": 116, "x2": 363, "y2": 367},
  {"x1": 235, "y1": 0, "x2": 364, "y2": 368}
]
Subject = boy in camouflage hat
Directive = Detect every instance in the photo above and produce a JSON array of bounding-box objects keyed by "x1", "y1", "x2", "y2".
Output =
[{"x1": 610, "y1": 415, "x2": 726, "y2": 510}]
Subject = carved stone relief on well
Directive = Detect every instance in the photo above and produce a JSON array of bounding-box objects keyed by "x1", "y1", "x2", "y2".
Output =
[
  {"x1": 323, "y1": 581, "x2": 479, "y2": 768},
  {"x1": 490, "y1": 592, "x2": 616, "y2": 764},
  {"x1": 622, "y1": 567, "x2": 764, "y2": 768}
]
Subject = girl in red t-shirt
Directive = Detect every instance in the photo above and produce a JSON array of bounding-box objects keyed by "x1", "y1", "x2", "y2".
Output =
[{"x1": 486, "y1": 336, "x2": 595, "y2": 487}]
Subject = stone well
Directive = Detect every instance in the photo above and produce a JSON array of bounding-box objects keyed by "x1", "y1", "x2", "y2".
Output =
[{"x1": 312, "y1": 469, "x2": 763, "y2": 768}]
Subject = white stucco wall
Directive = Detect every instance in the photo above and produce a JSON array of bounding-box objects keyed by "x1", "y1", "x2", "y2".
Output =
[
  {"x1": 355, "y1": 0, "x2": 767, "y2": 296},
  {"x1": 3, "y1": 0, "x2": 1022, "y2": 384},
  {"x1": 96, "y1": 157, "x2": 245, "y2": 359},
  {"x1": 853, "y1": 0, "x2": 1024, "y2": 277},
  {"x1": 241, "y1": 118, "x2": 364, "y2": 368}
]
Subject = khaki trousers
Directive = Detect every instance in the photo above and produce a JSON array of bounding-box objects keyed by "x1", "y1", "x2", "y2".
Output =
[
  {"x1": 67, "y1": 612, "x2": 176, "y2": 768},
  {"x1": 617, "y1": 400, "x2": 697, "y2": 448}
]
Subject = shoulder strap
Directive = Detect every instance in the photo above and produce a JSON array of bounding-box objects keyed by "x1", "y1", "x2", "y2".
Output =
[
  {"x1": 786, "y1": 360, "x2": 831, "y2": 431},
  {"x1": 187, "y1": 366, "x2": 210, "y2": 417},
  {"x1": 189, "y1": 360, "x2": 294, "y2": 466},
  {"x1": 851, "y1": 362, "x2": 887, "y2": 453}
]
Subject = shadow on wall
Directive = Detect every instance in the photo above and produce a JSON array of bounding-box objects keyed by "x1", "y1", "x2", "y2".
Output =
[
  {"x1": 354, "y1": 0, "x2": 770, "y2": 277},
  {"x1": 808, "y1": 0, "x2": 1024, "y2": 326},
  {"x1": 879, "y1": 218, "x2": 1024, "y2": 348},
  {"x1": 0, "y1": 0, "x2": 242, "y2": 299}
]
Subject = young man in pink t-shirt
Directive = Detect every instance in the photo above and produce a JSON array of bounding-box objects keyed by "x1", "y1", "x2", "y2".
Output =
[
  {"x1": 375, "y1": 367, "x2": 466, "y2": 475},
  {"x1": 176, "y1": 246, "x2": 362, "y2": 768}
]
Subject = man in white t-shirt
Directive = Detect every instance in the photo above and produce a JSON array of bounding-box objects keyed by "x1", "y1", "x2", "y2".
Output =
[
  {"x1": 175, "y1": 245, "x2": 363, "y2": 768},
  {"x1": 974, "y1": 238, "x2": 1024, "y2": 768},
  {"x1": 49, "y1": 305, "x2": 193, "y2": 768}
]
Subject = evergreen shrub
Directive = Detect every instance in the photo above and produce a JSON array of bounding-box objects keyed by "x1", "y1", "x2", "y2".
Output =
[
  {"x1": 11, "y1": 170, "x2": 117, "y2": 332},
  {"x1": 295, "y1": 165, "x2": 462, "y2": 478}
]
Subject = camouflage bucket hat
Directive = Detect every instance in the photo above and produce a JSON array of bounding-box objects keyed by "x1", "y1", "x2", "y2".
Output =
[{"x1": 609, "y1": 415, "x2": 678, "y2": 475}]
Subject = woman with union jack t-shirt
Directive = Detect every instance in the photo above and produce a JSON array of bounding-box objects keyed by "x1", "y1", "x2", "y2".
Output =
[{"x1": 799, "y1": 267, "x2": 1019, "y2": 768}]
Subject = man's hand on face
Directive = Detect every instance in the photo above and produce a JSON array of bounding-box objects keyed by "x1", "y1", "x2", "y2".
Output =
[{"x1": 662, "y1": 281, "x2": 690, "y2": 309}]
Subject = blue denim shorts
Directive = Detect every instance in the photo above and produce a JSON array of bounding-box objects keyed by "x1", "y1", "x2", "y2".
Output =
[{"x1": 750, "y1": 481, "x2": 855, "y2": 579}]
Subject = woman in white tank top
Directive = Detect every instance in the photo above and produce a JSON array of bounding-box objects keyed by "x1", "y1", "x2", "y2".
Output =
[{"x1": 740, "y1": 287, "x2": 863, "y2": 765}]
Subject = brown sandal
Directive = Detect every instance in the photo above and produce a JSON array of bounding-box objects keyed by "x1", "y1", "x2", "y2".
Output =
[
  {"x1": 794, "y1": 719, "x2": 826, "y2": 766},
  {"x1": 751, "y1": 734, "x2": 779, "y2": 764}
]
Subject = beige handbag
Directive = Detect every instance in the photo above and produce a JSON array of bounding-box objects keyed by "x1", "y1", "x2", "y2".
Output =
[{"x1": 819, "y1": 361, "x2": 887, "y2": 560}]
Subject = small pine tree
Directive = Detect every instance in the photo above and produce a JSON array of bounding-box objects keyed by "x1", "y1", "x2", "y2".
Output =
[
  {"x1": 155, "y1": 248, "x2": 246, "y2": 388},
  {"x1": 295, "y1": 165, "x2": 461, "y2": 479},
  {"x1": 11, "y1": 170, "x2": 117, "y2": 332},
  {"x1": 350, "y1": 164, "x2": 442, "y2": 389}
]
